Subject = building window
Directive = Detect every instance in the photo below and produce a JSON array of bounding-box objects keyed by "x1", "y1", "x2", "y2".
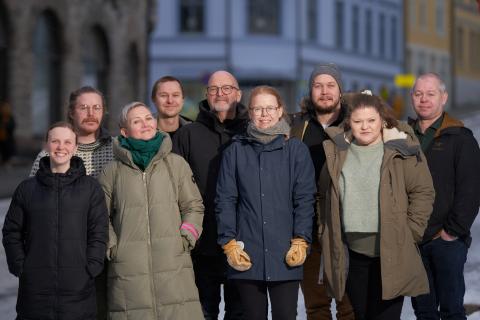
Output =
[
  {"x1": 31, "y1": 11, "x2": 62, "y2": 136},
  {"x1": 409, "y1": 0, "x2": 416, "y2": 26},
  {"x1": 307, "y1": 0, "x2": 317, "y2": 41},
  {"x1": 436, "y1": 0, "x2": 445, "y2": 35},
  {"x1": 419, "y1": 0, "x2": 427, "y2": 31},
  {"x1": 180, "y1": 0, "x2": 204, "y2": 33},
  {"x1": 418, "y1": 52, "x2": 426, "y2": 75},
  {"x1": 379, "y1": 13, "x2": 385, "y2": 58},
  {"x1": 0, "y1": 3, "x2": 8, "y2": 101},
  {"x1": 470, "y1": 31, "x2": 480, "y2": 72},
  {"x1": 352, "y1": 5, "x2": 359, "y2": 52},
  {"x1": 248, "y1": 0, "x2": 280, "y2": 35},
  {"x1": 81, "y1": 26, "x2": 110, "y2": 95},
  {"x1": 365, "y1": 9, "x2": 372, "y2": 54},
  {"x1": 335, "y1": 1, "x2": 344, "y2": 48},
  {"x1": 391, "y1": 16, "x2": 397, "y2": 61},
  {"x1": 457, "y1": 27, "x2": 463, "y2": 66},
  {"x1": 406, "y1": 48, "x2": 412, "y2": 72},
  {"x1": 127, "y1": 44, "x2": 139, "y2": 101}
]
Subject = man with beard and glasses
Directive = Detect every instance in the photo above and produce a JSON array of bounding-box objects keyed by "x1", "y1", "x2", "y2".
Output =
[
  {"x1": 290, "y1": 63, "x2": 354, "y2": 320},
  {"x1": 173, "y1": 70, "x2": 248, "y2": 320},
  {"x1": 30, "y1": 86, "x2": 114, "y2": 178}
]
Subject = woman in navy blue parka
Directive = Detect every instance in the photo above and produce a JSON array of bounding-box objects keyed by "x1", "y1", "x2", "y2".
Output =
[{"x1": 216, "y1": 86, "x2": 316, "y2": 320}]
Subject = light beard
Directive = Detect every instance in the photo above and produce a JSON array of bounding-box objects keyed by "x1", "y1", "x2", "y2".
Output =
[
  {"x1": 312, "y1": 97, "x2": 341, "y2": 115},
  {"x1": 212, "y1": 102, "x2": 235, "y2": 113}
]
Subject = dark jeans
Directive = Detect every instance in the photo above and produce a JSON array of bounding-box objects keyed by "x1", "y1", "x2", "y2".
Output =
[
  {"x1": 411, "y1": 237, "x2": 468, "y2": 320},
  {"x1": 192, "y1": 254, "x2": 243, "y2": 320},
  {"x1": 346, "y1": 250, "x2": 404, "y2": 320},
  {"x1": 234, "y1": 280, "x2": 299, "y2": 320}
]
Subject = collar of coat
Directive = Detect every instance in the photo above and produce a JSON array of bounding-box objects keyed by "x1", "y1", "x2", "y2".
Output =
[
  {"x1": 289, "y1": 103, "x2": 347, "y2": 140},
  {"x1": 408, "y1": 112, "x2": 466, "y2": 139},
  {"x1": 113, "y1": 131, "x2": 172, "y2": 171},
  {"x1": 195, "y1": 99, "x2": 249, "y2": 134},
  {"x1": 36, "y1": 156, "x2": 86, "y2": 187},
  {"x1": 231, "y1": 134, "x2": 287, "y2": 151},
  {"x1": 325, "y1": 121, "x2": 422, "y2": 160}
]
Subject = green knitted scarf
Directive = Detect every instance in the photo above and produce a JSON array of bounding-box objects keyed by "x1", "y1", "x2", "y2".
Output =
[{"x1": 119, "y1": 132, "x2": 163, "y2": 171}]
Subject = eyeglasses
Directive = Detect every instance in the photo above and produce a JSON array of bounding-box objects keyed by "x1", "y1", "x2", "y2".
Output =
[
  {"x1": 249, "y1": 106, "x2": 279, "y2": 116},
  {"x1": 76, "y1": 104, "x2": 103, "y2": 113},
  {"x1": 206, "y1": 85, "x2": 239, "y2": 96}
]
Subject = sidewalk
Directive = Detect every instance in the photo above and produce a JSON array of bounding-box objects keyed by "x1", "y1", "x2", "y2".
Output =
[{"x1": 0, "y1": 159, "x2": 32, "y2": 199}]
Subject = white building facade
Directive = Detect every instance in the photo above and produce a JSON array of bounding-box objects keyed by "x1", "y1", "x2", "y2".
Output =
[{"x1": 149, "y1": 0, "x2": 404, "y2": 114}]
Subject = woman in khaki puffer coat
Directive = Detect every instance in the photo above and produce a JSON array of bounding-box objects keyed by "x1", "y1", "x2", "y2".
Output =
[
  {"x1": 98, "y1": 102, "x2": 204, "y2": 320},
  {"x1": 318, "y1": 91, "x2": 435, "y2": 320}
]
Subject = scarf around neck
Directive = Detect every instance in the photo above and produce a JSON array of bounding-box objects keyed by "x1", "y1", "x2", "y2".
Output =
[
  {"x1": 119, "y1": 132, "x2": 163, "y2": 171},
  {"x1": 247, "y1": 118, "x2": 291, "y2": 144}
]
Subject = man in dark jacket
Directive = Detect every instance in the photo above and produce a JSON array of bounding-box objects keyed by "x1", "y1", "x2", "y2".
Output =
[
  {"x1": 290, "y1": 63, "x2": 354, "y2": 320},
  {"x1": 151, "y1": 75, "x2": 192, "y2": 138},
  {"x1": 410, "y1": 73, "x2": 480, "y2": 320},
  {"x1": 173, "y1": 70, "x2": 247, "y2": 320}
]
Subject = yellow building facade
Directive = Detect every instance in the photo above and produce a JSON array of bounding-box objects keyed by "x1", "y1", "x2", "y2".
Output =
[
  {"x1": 454, "y1": 0, "x2": 480, "y2": 108},
  {"x1": 405, "y1": 0, "x2": 452, "y2": 109}
]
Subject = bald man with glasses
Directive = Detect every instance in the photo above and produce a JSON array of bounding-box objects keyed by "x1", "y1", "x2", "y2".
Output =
[{"x1": 173, "y1": 70, "x2": 248, "y2": 320}]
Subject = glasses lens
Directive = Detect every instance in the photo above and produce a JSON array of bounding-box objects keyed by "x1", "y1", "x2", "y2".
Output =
[
  {"x1": 221, "y1": 86, "x2": 233, "y2": 95},
  {"x1": 207, "y1": 87, "x2": 218, "y2": 95}
]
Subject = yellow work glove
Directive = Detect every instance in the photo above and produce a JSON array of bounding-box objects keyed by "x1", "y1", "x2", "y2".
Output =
[
  {"x1": 222, "y1": 239, "x2": 252, "y2": 272},
  {"x1": 285, "y1": 238, "x2": 309, "y2": 267}
]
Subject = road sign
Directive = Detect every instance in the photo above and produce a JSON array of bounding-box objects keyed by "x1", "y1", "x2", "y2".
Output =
[{"x1": 394, "y1": 74, "x2": 416, "y2": 88}]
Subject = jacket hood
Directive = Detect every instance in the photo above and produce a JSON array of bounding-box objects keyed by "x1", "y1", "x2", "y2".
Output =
[
  {"x1": 113, "y1": 131, "x2": 172, "y2": 170},
  {"x1": 36, "y1": 156, "x2": 86, "y2": 187},
  {"x1": 98, "y1": 126, "x2": 112, "y2": 143},
  {"x1": 179, "y1": 114, "x2": 192, "y2": 126},
  {"x1": 196, "y1": 99, "x2": 249, "y2": 132},
  {"x1": 325, "y1": 121, "x2": 422, "y2": 158}
]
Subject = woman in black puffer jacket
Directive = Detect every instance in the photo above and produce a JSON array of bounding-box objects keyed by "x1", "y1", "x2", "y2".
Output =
[{"x1": 2, "y1": 121, "x2": 108, "y2": 320}]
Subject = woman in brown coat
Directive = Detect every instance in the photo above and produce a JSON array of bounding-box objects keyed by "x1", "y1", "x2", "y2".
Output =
[{"x1": 318, "y1": 91, "x2": 435, "y2": 320}]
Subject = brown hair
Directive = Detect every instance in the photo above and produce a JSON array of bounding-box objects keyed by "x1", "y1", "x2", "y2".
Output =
[
  {"x1": 151, "y1": 75, "x2": 184, "y2": 101},
  {"x1": 67, "y1": 86, "x2": 107, "y2": 123},
  {"x1": 45, "y1": 121, "x2": 78, "y2": 144},
  {"x1": 343, "y1": 92, "x2": 398, "y2": 131}
]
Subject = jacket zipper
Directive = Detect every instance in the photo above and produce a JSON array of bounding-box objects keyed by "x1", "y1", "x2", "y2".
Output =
[
  {"x1": 143, "y1": 172, "x2": 158, "y2": 318},
  {"x1": 54, "y1": 175, "x2": 59, "y2": 320}
]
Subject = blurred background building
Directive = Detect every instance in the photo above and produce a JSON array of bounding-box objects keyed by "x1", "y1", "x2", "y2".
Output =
[
  {"x1": 0, "y1": 0, "x2": 153, "y2": 148},
  {"x1": 1, "y1": 0, "x2": 480, "y2": 148},
  {"x1": 405, "y1": 0, "x2": 452, "y2": 113},
  {"x1": 453, "y1": 0, "x2": 480, "y2": 109},
  {"x1": 149, "y1": 0, "x2": 404, "y2": 116}
]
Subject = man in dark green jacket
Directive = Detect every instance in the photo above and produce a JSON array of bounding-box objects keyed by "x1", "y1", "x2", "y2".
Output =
[
  {"x1": 410, "y1": 73, "x2": 480, "y2": 320},
  {"x1": 290, "y1": 63, "x2": 354, "y2": 320}
]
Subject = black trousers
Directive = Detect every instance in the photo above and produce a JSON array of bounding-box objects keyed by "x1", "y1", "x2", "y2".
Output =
[
  {"x1": 193, "y1": 254, "x2": 243, "y2": 320},
  {"x1": 346, "y1": 250, "x2": 404, "y2": 320},
  {"x1": 234, "y1": 279, "x2": 299, "y2": 320}
]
